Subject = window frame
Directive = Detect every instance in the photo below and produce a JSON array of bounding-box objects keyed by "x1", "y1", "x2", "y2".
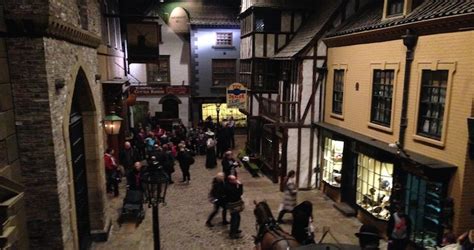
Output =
[
  {"x1": 367, "y1": 62, "x2": 400, "y2": 133},
  {"x1": 215, "y1": 32, "x2": 233, "y2": 47},
  {"x1": 212, "y1": 59, "x2": 237, "y2": 86},
  {"x1": 254, "y1": 9, "x2": 281, "y2": 33},
  {"x1": 413, "y1": 61, "x2": 456, "y2": 147},
  {"x1": 385, "y1": 0, "x2": 405, "y2": 17},
  {"x1": 330, "y1": 65, "x2": 347, "y2": 120},
  {"x1": 146, "y1": 55, "x2": 171, "y2": 84}
]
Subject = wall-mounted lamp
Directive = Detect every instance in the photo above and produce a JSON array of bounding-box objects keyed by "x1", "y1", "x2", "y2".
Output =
[
  {"x1": 55, "y1": 78, "x2": 65, "y2": 90},
  {"x1": 103, "y1": 112, "x2": 123, "y2": 135}
]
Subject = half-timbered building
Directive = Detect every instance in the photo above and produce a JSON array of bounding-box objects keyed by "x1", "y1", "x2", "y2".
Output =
[{"x1": 239, "y1": 0, "x2": 372, "y2": 189}]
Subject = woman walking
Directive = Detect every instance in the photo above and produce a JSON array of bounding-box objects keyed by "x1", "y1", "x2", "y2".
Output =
[
  {"x1": 205, "y1": 132, "x2": 217, "y2": 169},
  {"x1": 277, "y1": 170, "x2": 297, "y2": 223}
]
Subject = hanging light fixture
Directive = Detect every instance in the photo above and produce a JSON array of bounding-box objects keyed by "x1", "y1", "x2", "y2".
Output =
[{"x1": 103, "y1": 112, "x2": 123, "y2": 135}]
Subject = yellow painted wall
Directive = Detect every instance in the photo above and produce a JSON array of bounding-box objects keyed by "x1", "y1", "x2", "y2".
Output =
[
  {"x1": 325, "y1": 30, "x2": 474, "y2": 234},
  {"x1": 325, "y1": 39, "x2": 406, "y2": 144}
]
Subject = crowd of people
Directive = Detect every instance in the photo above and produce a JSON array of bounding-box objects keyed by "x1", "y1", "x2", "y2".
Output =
[{"x1": 102, "y1": 117, "x2": 474, "y2": 249}]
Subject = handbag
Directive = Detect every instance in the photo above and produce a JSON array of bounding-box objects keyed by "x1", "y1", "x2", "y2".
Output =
[{"x1": 227, "y1": 199, "x2": 245, "y2": 213}]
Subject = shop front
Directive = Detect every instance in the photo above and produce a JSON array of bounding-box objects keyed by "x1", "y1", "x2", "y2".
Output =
[{"x1": 315, "y1": 122, "x2": 456, "y2": 248}]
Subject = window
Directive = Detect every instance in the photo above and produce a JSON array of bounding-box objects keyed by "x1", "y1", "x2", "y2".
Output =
[
  {"x1": 322, "y1": 138, "x2": 344, "y2": 187},
  {"x1": 332, "y1": 70, "x2": 344, "y2": 115},
  {"x1": 356, "y1": 154, "x2": 394, "y2": 221},
  {"x1": 146, "y1": 56, "x2": 170, "y2": 84},
  {"x1": 212, "y1": 59, "x2": 236, "y2": 86},
  {"x1": 370, "y1": 70, "x2": 395, "y2": 126},
  {"x1": 416, "y1": 70, "x2": 448, "y2": 140},
  {"x1": 253, "y1": 60, "x2": 278, "y2": 91},
  {"x1": 254, "y1": 9, "x2": 281, "y2": 32},
  {"x1": 387, "y1": 0, "x2": 404, "y2": 16},
  {"x1": 216, "y1": 32, "x2": 232, "y2": 47}
]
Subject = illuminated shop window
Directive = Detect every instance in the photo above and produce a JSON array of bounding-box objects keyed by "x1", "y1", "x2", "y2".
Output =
[
  {"x1": 201, "y1": 103, "x2": 246, "y2": 127},
  {"x1": 356, "y1": 154, "x2": 393, "y2": 221},
  {"x1": 322, "y1": 138, "x2": 344, "y2": 187}
]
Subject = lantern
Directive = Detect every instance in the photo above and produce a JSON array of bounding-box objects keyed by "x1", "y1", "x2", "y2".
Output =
[
  {"x1": 103, "y1": 112, "x2": 123, "y2": 135},
  {"x1": 141, "y1": 162, "x2": 169, "y2": 206}
]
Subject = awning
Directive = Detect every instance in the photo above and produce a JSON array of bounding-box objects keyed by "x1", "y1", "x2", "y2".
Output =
[{"x1": 314, "y1": 122, "x2": 457, "y2": 170}]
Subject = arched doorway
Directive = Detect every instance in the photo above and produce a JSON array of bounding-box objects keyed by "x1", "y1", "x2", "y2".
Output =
[
  {"x1": 67, "y1": 68, "x2": 98, "y2": 250},
  {"x1": 69, "y1": 94, "x2": 91, "y2": 250},
  {"x1": 160, "y1": 94, "x2": 180, "y2": 119}
]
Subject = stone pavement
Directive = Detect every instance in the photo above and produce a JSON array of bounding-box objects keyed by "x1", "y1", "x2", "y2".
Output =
[{"x1": 92, "y1": 135, "x2": 369, "y2": 250}]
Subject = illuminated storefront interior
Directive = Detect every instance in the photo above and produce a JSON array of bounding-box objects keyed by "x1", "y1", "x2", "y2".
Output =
[
  {"x1": 201, "y1": 103, "x2": 246, "y2": 127},
  {"x1": 322, "y1": 138, "x2": 344, "y2": 187},
  {"x1": 356, "y1": 153, "x2": 393, "y2": 221}
]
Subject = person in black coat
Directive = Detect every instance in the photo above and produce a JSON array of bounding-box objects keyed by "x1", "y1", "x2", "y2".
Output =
[
  {"x1": 221, "y1": 151, "x2": 240, "y2": 179},
  {"x1": 126, "y1": 161, "x2": 144, "y2": 191},
  {"x1": 205, "y1": 172, "x2": 228, "y2": 227},
  {"x1": 120, "y1": 141, "x2": 138, "y2": 174},
  {"x1": 291, "y1": 201, "x2": 315, "y2": 245},
  {"x1": 157, "y1": 145, "x2": 175, "y2": 184},
  {"x1": 177, "y1": 146, "x2": 194, "y2": 183},
  {"x1": 225, "y1": 175, "x2": 243, "y2": 239}
]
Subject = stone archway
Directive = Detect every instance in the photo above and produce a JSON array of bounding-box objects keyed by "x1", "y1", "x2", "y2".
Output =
[
  {"x1": 63, "y1": 67, "x2": 108, "y2": 249},
  {"x1": 160, "y1": 94, "x2": 181, "y2": 119}
]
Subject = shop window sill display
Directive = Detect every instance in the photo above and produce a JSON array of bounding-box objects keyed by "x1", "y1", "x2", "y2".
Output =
[{"x1": 356, "y1": 154, "x2": 394, "y2": 221}]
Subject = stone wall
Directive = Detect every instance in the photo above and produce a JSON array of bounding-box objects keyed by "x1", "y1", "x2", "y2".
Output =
[{"x1": 6, "y1": 37, "x2": 64, "y2": 249}]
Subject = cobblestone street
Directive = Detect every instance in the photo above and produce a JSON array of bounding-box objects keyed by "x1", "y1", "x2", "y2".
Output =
[{"x1": 92, "y1": 136, "x2": 365, "y2": 250}]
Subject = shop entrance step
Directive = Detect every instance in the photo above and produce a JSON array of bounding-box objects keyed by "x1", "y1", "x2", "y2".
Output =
[{"x1": 333, "y1": 202, "x2": 356, "y2": 217}]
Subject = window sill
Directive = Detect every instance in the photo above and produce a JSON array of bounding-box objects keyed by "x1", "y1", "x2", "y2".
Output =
[
  {"x1": 212, "y1": 45, "x2": 236, "y2": 50},
  {"x1": 368, "y1": 122, "x2": 393, "y2": 134},
  {"x1": 322, "y1": 180, "x2": 341, "y2": 188},
  {"x1": 413, "y1": 134, "x2": 445, "y2": 149},
  {"x1": 330, "y1": 113, "x2": 344, "y2": 121}
]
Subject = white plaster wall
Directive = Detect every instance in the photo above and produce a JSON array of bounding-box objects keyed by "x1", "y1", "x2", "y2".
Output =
[
  {"x1": 301, "y1": 59, "x2": 314, "y2": 125},
  {"x1": 160, "y1": 18, "x2": 190, "y2": 86},
  {"x1": 128, "y1": 17, "x2": 190, "y2": 86},
  {"x1": 287, "y1": 128, "x2": 298, "y2": 174},
  {"x1": 240, "y1": 36, "x2": 252, "y2": 59},
  {"x1": 252, "y1": 95, "x2": 259, "y2": 115}
]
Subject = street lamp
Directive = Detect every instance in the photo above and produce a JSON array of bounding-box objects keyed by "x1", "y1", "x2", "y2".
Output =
[
  {"x1": 103, "y1": 112, "x2": 123, "y2": 159},
  {"x1": 216, "y1": 103, "x2": 221, "y2": 125},
  {"x1": 103, "y1": 112, "x2": 123, "y2": 135},
  {"x1": 141, "y1": 161, "x2": 169, "y2": 250}
]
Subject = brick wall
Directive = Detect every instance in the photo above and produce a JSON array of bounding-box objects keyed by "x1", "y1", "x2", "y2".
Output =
[{"x1": 6, "y1": 37, "x2": 65, "y2": 249}]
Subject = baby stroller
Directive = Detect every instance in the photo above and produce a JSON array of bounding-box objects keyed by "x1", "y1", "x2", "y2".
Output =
[{"x1": 118, "y1": 189, "x2": 145, "y2": 227}]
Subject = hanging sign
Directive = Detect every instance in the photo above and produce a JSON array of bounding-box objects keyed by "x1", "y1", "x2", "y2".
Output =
[{"x1": 227, "y1": 83, "x2": 247, "y2": 109}]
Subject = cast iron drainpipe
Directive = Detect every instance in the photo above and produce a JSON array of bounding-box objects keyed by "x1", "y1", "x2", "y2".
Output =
[{"x1": 399, "y1": 29, "x2": 418, "y2": 148}]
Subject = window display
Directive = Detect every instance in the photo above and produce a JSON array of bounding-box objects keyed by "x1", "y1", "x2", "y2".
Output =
[
  {"x1": 356, "y1": 154, "x2": 394, "y2": 220},
  {"x1": 405, "y1": 175, "x2": 445, "y2": 248},
  {"x1": 201, "y1": 103, "x2": 246, "y2": 127},
  {"x1": 322, "y1": 138, "x2": 344, "y2": 187}
]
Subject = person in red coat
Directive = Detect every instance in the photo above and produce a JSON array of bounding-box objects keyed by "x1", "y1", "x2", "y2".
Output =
[{"x1": 104, "y1": 148, "x2": 119, "y2": 197}]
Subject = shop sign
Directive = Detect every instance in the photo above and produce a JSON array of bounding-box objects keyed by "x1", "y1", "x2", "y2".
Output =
[
  {"x1": 135, "y1": 86, "x2": 190, "y2": 96},
  {"x1": 226, "y1": 83, "x2": 247, "y2": 109}
]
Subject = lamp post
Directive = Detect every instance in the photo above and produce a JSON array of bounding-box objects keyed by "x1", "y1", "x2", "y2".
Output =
[
  {"x1": 141, "y1": 161, "x2": 169, "y2": 250},
  {"x1": 103, "y1": 112, "x2": 123, "y2": 159},
  {"x1": 216, "y1": 103, "x2": 221, "y2": 126}
]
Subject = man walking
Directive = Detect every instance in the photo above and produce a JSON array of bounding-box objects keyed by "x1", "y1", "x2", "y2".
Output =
[
  {"x1": 206, "y1": 172, "x2": 229, "y2": 227},
  {"x1": 225, "y1": 175, "x2": 244, "y2": 239},
  {"x1": 222, "y1": 151, "x2": 240, "y2": 179},
  {"x1": 120, "y1": 141, "x2": 137, "y2": 174}
]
